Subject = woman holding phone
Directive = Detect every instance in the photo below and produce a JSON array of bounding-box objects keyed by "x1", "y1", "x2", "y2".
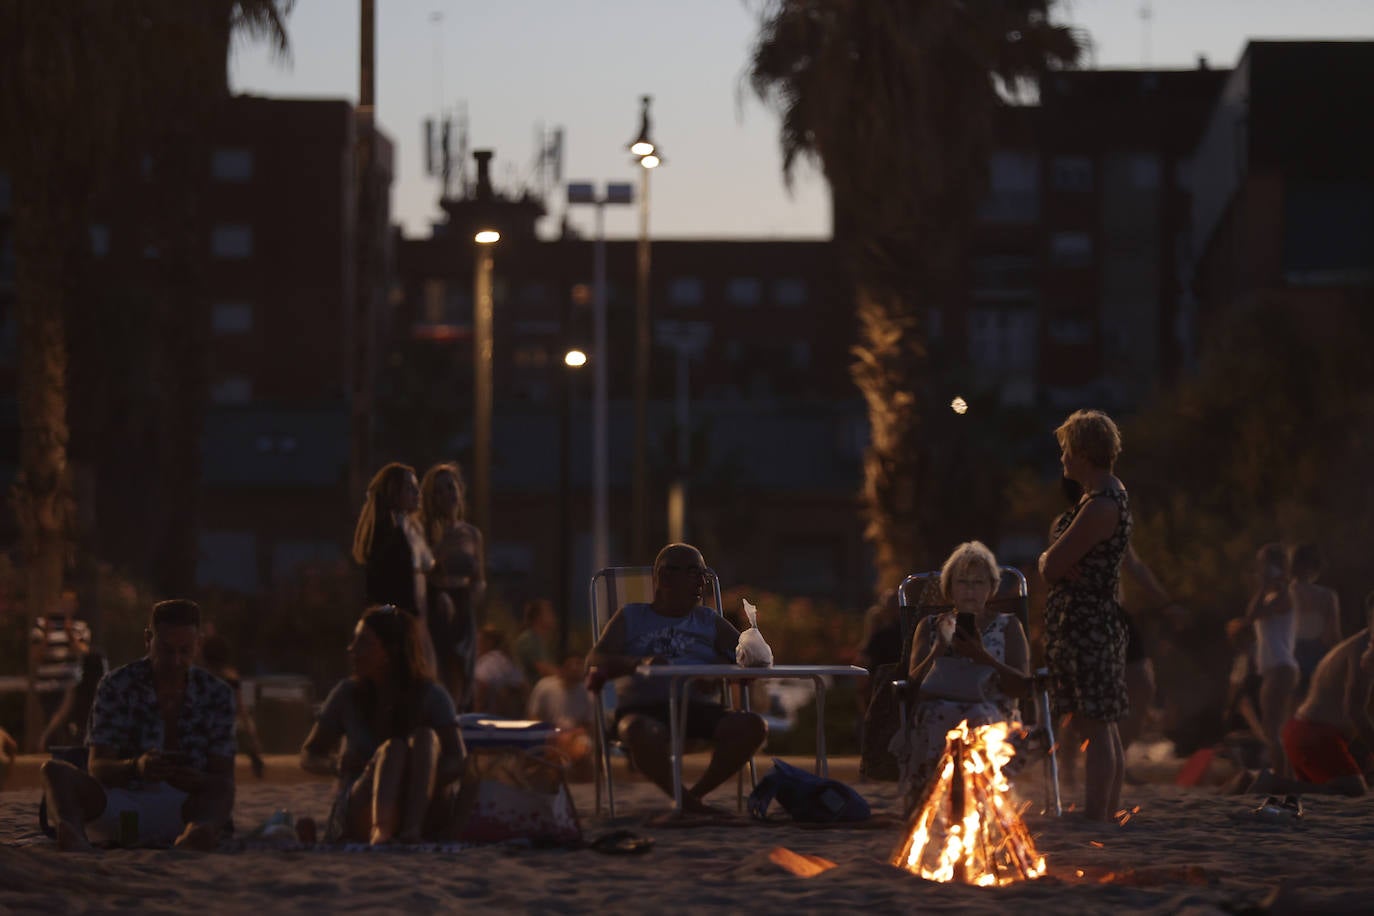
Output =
[{"x1": 891, "y1": 541, "x2": 1030, "y2": 805}]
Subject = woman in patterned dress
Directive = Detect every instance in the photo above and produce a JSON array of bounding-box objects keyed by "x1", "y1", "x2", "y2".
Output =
[
  {"x1": 1039, "y1": 409, "x2": 1133, "y2": 822},
  {"x1": 893, "y1": 541, "x2": 1030, "y2": 807},
  {"x1": 420, "y1": 462, "x2": 486, "y2": 711}
]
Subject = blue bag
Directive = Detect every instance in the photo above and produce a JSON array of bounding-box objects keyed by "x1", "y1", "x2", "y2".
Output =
[{"x1": 747, "y1": 758, "x2": 870, "y2": 823}]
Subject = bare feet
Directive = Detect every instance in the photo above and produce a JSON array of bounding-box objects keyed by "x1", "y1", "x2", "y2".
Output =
[
  {"x1": 56, "y1": 820, "x2": 97, "y2": 853},
  {"x1": 369, "y1": 825, "x2": 395, "y2": 846},
  {"x1": 173, "y1": 823, "x2": 219, "y2": 851}
]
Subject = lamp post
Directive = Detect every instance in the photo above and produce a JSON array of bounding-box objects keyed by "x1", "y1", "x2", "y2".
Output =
[
  {"x1": 629, "y1": 95, "x2": 660, "y2": 560},
  {"x1": 566, "y1": 182, "x2": 633, "y2": 575},
  {"x1": 472, "y1": 228, "x2": 499, "y2": 539},
  {"x1": 558, "y1": 348, "x2": 587, "y2": 656},
  {"x1": 654, "y1": 321, "x2": 710, "y2": 544}
]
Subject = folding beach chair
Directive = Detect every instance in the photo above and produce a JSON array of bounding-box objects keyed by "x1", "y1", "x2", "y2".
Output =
[
  {"x1": 892, "y1": 566, "x2": 1061, "y2": 816},
  {"x1": 586, "y1": 565, "x2": 756, "y2": 817}
]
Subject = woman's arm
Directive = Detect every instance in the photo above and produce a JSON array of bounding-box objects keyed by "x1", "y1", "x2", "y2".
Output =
[
  {"x1": 1039, "y1": 496, "x2": 1119, "y2": 584},
  {"x1": 435, "y1": 722, "x2": 466, "y2": 785},
  {"x1": 1325, "y1": 588, "x2": 1343, "y2": 645},
  {"x1": 906, "y1": 617, "x2": 942, "y2": 683},
  {"x1": 470, "y1": 524, "x2": 488, "y2": 609},
  {"x1": 299, "y1": 718, "x2": 343, "y2": 776}
]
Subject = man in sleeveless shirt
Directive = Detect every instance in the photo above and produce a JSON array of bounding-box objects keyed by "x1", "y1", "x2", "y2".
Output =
[{"x1": 588, "y1": 543, "x2": 767, "y2": 813}]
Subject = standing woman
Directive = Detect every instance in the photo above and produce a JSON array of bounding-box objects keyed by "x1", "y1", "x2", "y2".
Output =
[
  {"x1": 1288, "y1": 543, "x2": 1342, "y2": 693},
  {"x1": 300, "y1": 606, "x2": 466, "y2": 845},
  {"x1": 1039, "y1": 409, "x2": 1133, "y2": 822},
  {"x1": 420, "y1": 462, "x2": 487, "y2": 710},
  {"x1": 353, "y1": 463, "x2": 433, "y2": 617},
  {"x1": 1246, "y1": 542, "x2": 1300, "y2": 776}
]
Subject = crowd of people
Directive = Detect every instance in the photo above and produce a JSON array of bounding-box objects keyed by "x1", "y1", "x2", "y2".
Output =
[{"x1": 20, "y1": 409, "x2": 1374, "y2": 848}]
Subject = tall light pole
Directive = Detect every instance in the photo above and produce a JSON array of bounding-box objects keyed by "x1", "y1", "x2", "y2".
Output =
[
  {"x1": 629, "y1": 95, "x2": 661, "y2": 559},
  {"x1": 566, "y1": 182, "x2": 633, "y2": 575},
  {"x1": 558, "y1": 347, "x2": 587, "y2": 656},
  {"x1": 472, "y1": 228, "x2": 500, "y2": 540}
]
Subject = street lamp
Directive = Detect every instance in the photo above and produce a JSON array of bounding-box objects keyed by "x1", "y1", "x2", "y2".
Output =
[
  {"x1": 566, "y1": 181, "x2": 633, "y2": 575},
  {"x1": 558, "y1": 347, "x2": 587, "y2": 655},
  {"x1": 472, "y1": 228, "x2": 499, "y2": 539},
  {"x1": 629, "y1": 94, "x2": 661, "y2": 560}
]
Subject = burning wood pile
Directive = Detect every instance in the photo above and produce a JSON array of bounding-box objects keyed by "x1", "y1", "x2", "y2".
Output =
[{"x1": 890, "y1": 721, "x2": 1046, "y2": 886}]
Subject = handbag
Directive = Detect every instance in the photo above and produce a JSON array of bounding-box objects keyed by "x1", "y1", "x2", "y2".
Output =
[
  {"x1": 443, "y1": 746, "x2": 582, "y2": 846},
  {"x1": 918, "y1": 655, "x2": 994, "y2": 704}
]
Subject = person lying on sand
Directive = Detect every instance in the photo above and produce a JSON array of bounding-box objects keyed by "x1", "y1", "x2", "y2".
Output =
[
  {"x1": 587, "y1": 542, "x2": 768, "y2": 814},
  {"x1": 300, "y1": 605, "x2": 466, "y2": 845},
  {"x1": 41, "y1": 600, "x2": 236, "y2": 852},
  {"x1": 1237, "y1": 592, "x2": 1374, "y2": 798}
]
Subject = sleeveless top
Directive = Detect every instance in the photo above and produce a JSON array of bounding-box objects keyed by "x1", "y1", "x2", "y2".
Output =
[
  {"x1": 921, "y1": 611, "x2": 1020, "y2": 717},
  {"x1": 1048, "y1": 487, "x2": 1132, "y2": 606},
  {"x1": 1253, "y1": 594, "x2": 1298, "y2": 673},
  {"x1": 615, "y1": 603, "x2": 724, "y2": 708}
]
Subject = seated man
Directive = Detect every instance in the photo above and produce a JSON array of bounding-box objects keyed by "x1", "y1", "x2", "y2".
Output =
[
  {"x1": 41, "y1": 599, "x2": 236, "y2": 851},
  {"x1": 588, "y1": 542, "x2": 767, "y2": 813},
  {"x1": 1250, "y1": 592, "x2": 1374, "y2": 798}
]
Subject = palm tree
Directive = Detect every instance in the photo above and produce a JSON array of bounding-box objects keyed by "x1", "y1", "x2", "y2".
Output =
[
  {"x1": 748, "y1": 0, "x2": 1081, "y2": 588},
  {"x1": 0, "y1": 0, "x2": 290, "y2": 749}
]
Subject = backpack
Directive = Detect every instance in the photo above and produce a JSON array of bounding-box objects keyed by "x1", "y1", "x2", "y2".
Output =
[{"x1": 747, "y1": 758, "x2": 871, "y2": 823}]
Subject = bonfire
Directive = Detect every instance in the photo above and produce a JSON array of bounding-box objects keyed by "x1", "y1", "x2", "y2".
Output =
[{"x1": 890, "y1": 721, "x2": 1046, "y2": 886}]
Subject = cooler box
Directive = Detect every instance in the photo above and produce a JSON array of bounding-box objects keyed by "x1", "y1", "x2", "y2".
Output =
[{"x1": 458, "y1": 714, "x2": 561, "y2": 751}]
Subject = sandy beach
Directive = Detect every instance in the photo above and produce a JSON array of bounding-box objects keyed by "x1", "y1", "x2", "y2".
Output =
[{"x1": 3, "y1": 749, "x2": 1373, "y2": 914}]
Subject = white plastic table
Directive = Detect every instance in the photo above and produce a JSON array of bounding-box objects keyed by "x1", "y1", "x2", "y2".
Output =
[{"x1": 632, "y1": 663, "x2": 869, "y2": 813}]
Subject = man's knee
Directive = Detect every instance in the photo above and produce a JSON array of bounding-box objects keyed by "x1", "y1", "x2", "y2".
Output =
[{"x1": 716, "y1": 711, "x2": 767, "y2": 749}]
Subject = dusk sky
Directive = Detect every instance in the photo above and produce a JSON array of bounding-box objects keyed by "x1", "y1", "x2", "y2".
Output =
[{"x1": 230, "y1": 1, "x2": 1374, "y2": 241}]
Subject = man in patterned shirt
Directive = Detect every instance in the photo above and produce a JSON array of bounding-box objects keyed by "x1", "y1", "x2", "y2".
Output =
[
  {"x1": 40, "y1": 599, "x2": 236, "y2": 851},
  {"x1": 588, "y1": 543, "x2": 767, "y2": 812}
]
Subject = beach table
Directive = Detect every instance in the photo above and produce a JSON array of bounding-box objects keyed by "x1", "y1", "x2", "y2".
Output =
[{"x1": 633, "y1": 662, "x2": 869, "y2": 813}]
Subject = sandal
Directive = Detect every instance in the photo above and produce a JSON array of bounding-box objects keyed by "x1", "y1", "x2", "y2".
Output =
[{"x1": 589, "y1": 829, "x2": 655, "y2": 855}]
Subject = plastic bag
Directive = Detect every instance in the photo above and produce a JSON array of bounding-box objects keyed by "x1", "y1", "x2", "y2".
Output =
[{"x1": 735, "y1": 598, "x2": 774, "y2": 667}]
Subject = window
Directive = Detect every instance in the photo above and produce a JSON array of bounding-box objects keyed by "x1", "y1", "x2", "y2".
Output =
[
  {"x1": 970, "y1": 308, "x2": 1038, "y2": 371},
  {"x1": 211, "y1": 376, "x2": 252, "y2": 404},
  {"x1": 1130, "y1": 154, "x2": 1160, "y2": 190},
  {"x1": 979, "y1": 151, "x2": 1040, "y2": 222},
  {"x1": 772, "y1": 278, "x2": 808, "y2": 307},
  {"x1": 726, "y1": 277, "x2": 762, "y2": 307},
  {"x1": 1050, "y1": 231, "x2": 1093, "y2": 268},
  {"x1": 668, "y1": 276, "x2": 703, "y2": 307},
  {"x1": 89, "y1": 225, "x2": 110, "y2": 258},
  {"x1": 971, "y1": 255, "x2": 1035, "y2": 300},
  {"x1": 1052, "y1": 156, "x2": 1093, "y2": 192},
  {"x1": 211, "y1": 224, "x2": 253, "y2": 259},
  {"x1": 212, "y1": 302, "x2": 253, "y2": 334},
  {"x1": 423, "y1": 279, "x2": 446, "y2": 323},
  {"x1": 210, "y1": 148, "x2": 254, "y2": 182},
  {"x1": 513, "y1": 344, "x2": 549, "y2": 369}
]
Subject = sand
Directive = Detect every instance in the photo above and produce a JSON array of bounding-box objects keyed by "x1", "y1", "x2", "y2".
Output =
[{"x1": 3, "y1": 751, "x2": 1373, "y2": 914}]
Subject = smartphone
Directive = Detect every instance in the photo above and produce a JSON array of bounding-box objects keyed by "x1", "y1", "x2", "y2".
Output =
[{"x1": 955, "y1": 612, "x2": 978, "y2": 638}]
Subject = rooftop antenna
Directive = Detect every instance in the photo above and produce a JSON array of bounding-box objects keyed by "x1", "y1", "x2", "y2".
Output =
[
  {"x1": 455, "y1": 102, "x2": 470, "y2": 197},
  {"x1": 1140, "y1": 0, "x2": 1153, "y2": 67}
]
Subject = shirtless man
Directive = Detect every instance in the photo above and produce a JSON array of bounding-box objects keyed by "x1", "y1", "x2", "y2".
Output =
[
  {"x1": 40, "y1": 599, "x2": 236, "y2": 850},
  {"x1": 588, "y1": 543, "x2": 767, "y2": 813},
  {"x1": 1250, "y1": 593, "x2": 1374, "y2": 798}
]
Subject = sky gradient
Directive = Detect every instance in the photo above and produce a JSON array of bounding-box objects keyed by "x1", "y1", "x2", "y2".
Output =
[{"x1": 230, "y1": 0, "x2": 1374, "y2": 241}]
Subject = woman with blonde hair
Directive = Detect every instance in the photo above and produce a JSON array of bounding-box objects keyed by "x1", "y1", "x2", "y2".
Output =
[
  {"x1": 1039, "y1": 408, "x2": 1133, "y2": 821},
  {"x1": 352, "y1": 463, "x2": 433, "y2": 617},
  {"x1": 420, "y1": 462, "x2": 486, "y2": 710},
  {"x1": 892, "y1": 540, "x2": 1030, "y2": 804}
]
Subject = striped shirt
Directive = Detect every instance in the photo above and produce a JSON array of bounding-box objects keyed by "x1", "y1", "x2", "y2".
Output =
[{"x1": 30, "y1": 616, "x2": 92, "y2": 692}]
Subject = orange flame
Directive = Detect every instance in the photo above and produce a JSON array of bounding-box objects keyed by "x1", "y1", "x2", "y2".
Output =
[{"x1": 890, "y1": 721, "x2": 1046, "y2": 886}]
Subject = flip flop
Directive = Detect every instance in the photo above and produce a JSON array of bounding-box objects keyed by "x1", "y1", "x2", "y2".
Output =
[{"x1": 589, "y1": 829, "x2": 655, "y2": 855}]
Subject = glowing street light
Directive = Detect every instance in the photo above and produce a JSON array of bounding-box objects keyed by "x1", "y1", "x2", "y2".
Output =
[
  {"x1": 951, "y1": 396, "x2": 969, "y2": 415},
  {"x1": 564, "y1": 349, "x2": 587, "y2": 368},
  {"x1": 628, "y1": 94, "x2": 662, "y2": 559},
  {"x1": 472, "y1": 227, "x2": 499, "y2": 536}
]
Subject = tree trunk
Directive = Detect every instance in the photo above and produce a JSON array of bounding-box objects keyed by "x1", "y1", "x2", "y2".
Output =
[{"x1": 12, "y1": 174, "x2": 76, "y2": 751}]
